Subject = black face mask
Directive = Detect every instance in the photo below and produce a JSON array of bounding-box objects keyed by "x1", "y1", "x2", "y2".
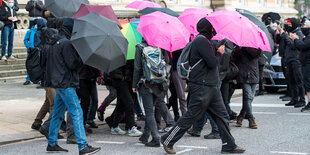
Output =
[
  {"x1": 284, "y1": 24, "x2": 293, "y2": 32},
  {"x1": 301, "y1": 28, "x2": 310, "y2": 36}
]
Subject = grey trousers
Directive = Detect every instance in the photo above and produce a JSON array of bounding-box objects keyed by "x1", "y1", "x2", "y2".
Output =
[
  {"x1": 240, "y1": 83, "x2": 257, "y2": 118},
  {"x1": 171, "y1": 71, "x2": 187, "y2": 115}
]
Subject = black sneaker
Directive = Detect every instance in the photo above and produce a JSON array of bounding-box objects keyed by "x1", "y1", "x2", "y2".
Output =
[
  {"x1": 294, "y1": 102, "x2": 306, "y2": 108},
  {"x1": 39, "y1": 127, "x2": 64, "y2": 139},
  {"x1": 31, "y1": 123, "x2": 41, "y2": 131},
  {"x1": 285, "y1": 101, "x2": 296, "y2": 106},
  {"x1": 187, "y1": 128, "x2": 201, "y2": 137},
  {"x1": 137, "y1": 114, "x2": 146, "y2": 121},
  {"x1": 279, "y1": 95, "x2": 287, "y2": 99},
  {"x1": 67, "y1": 135, "x2": 77, "y2": 144},
  {"x1": 282, "y1": 97, "x2": 292, "y2": 101},
  {"x1": 79, "y1": 145, "x2": 101, "y2": 155},
  {"x1": 139, "y1": 135, "x2": 149, "y2": 144},
  {"x1": 87, "y1": 121, "x2": 98, "y2": 128},
  {"x1": 145, "y1": 138, "x2": 160, "y2": 147},
  {"x1": 301, "y1": 104, "x2": 310, "y2": 112},
  {"x1": 46, "y1": 144, "x2": 68, "y2": 153},
  {"x1": 23, "y1": 81, "x2": 31, "y2": 85},
  {"x1": 204, "y1": 132, "x2": 220, "y2": 139},
  {"x1": 97, "y1": 110, "x2": 104, "y2": 122}
]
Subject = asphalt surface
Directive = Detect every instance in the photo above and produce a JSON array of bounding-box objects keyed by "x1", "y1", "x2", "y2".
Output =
[{"x1": 1, "y1": 93, "x2": 310, "y2": 155}]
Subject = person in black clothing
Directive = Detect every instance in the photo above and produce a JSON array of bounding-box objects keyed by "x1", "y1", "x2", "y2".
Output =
[
  {"x1": 161, "y1": 18, "x2": 245, "y2": 154},
  {"x1": 276, "y1": 18, "x2": 306, "y2": 108},
  {"x1": 76, "y1": 65, "x2": 101, "y2": 128},
  {"x1": 257, "y1": 53, "x2": 266, "y2": 96},
  {"x1": 0, "y1": 0, "x2": 18, "y2": 60},
  {"x1": 290, "y1": 20, "x2": 310, "y2": 112},
  {"x1": 25, "y1": 0, "x2": 45, "y2": 28},
  {"x1": 33, "y1": 18, "x2": 46, "y2": 47}
]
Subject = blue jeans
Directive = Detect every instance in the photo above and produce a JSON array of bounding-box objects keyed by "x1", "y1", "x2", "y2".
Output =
[
  {"x1": 48, "y1": 88, "x2": 87, "y2": 151},
  {"x1": 1, "y1": 26, "x2": 14, "y2": 57},
  {"x1": 240, "y1": 84, "x2": 256, "y2": 118},
  {"x1": 193, "y1": 112, "x2": 219, "y2": 133}
]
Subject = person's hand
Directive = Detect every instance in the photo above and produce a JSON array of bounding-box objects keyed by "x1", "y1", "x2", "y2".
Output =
[
  {"x1": 217, "y1": 45, "x2": 225, "y2": 55},
  {"x1": 3, "y1": 1, "x2": 7, "y2": 5},
  {"x1": 132, "y1": 88, "x2": 137, "y2": 93},
  {"x1": 290, "y1": 33, "x2": 299, "y2": 40},
  {"x1": 8, "y1": 17, "x2": 17, "y2": 21},
  {"x1": 97, "y1": 77, "x2": 103, "y2": 85}
]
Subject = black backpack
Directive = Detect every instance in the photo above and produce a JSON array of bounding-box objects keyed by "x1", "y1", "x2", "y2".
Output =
[{"x1": 26, "y1": 47, "x2": 43, "y2": 83}]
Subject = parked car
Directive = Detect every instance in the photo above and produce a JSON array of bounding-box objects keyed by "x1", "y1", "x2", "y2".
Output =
[{"x1": 263, "y1": 53, "x2": 287, "y2": 93}]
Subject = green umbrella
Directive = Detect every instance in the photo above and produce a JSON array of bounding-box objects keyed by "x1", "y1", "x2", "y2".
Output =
[{"x1": 121, "y1": 20, "x2": 142, "y2": 60}]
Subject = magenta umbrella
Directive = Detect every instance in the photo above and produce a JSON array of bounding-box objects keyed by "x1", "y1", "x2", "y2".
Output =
[
  {"x1": 206, "y1": 10, "x2": 271, "y2": 52},
  {"x1": 125, "y1": 1, "x2": 162, "y2": 10},
  {"x1": 178, "y1": 8, "x2": 212, "y2": 38},
  {"x1": 72, "y1": 4, "x2": 122, "y2": 29},
  {"x1": 137, "y1": 11, "x2": 190, "y2": 52}
]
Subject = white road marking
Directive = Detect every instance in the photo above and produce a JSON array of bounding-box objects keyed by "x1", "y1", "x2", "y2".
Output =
[
  {"x1": 134, "y1": 143, "x2": 145, "y2": 146},
  {"x1": 270, "y1": 151, "x2": 308, "y2": 155},
  {"x1": 177, "y1": 145, "x2": 208, "y2": 149},
  {"x1": 176, "y1": 149, "x2": 192, "y2": 154},
  {"x1": 95, "y1": 141, "x2": 125, "y2": 144},
  {"x1": 253, "y1": 112, "x2": 277, "y2": 115},
  {"x1": 231, "y1": 103, "x2": 286, "y2": 108},
  {"x1": 287, "y1": 113, "x2": 310, "y2": 116}
]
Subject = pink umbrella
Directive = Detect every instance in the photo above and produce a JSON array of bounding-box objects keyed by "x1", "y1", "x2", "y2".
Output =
[
  {"x1": 73, "y1": 4, "x2": 122, "y2": 29},
  {"x1": 137, "y1": 11, "x2": 190, "y2": 52},
  {"x1": 178, "y1": 8, "x2": 212, "y2": 39},
  {"x1": 126, "y1": 1, "x2": 162, "y2": 10},
  {"x1": 206, "y1": 10, "x2": 271, "y2": 52}
]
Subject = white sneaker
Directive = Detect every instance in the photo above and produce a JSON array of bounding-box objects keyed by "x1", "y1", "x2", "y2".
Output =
[
  {"x1": 127, "y1": 126, "x2": 143, "y2": 137},
  {"x1": 1, "y1": 56, "x2": 6, "y2": 60},
  {"x1": 8, "y1": 55, "x2": 15, "y2": 60},
  {"x1": 111, "y1": 126, "x2": 126, "y2": 135}
]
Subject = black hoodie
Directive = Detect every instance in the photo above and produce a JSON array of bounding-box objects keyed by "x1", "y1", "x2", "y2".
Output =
[
  {"x1": 188, "y1": 18, "x2": 222, "y2": 86},
  {"x1": 295, "y1": 28, "x2": 310, "y2": 65}
]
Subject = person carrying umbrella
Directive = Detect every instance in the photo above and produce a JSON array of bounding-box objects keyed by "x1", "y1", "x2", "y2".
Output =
[
  {"x1": 160, "y1": 18, "x2": 245, "y2": 154},
  {"x1": 45, "y1": 17, "x2": 101, "y2": 155}
]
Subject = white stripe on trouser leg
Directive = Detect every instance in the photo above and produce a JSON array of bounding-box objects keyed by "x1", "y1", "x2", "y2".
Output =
[{"x1": 164, "y1": 126, "x2": 180, "y2": 146}]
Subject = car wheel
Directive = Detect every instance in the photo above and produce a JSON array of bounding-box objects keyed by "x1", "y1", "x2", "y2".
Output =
[{"x1": 265, "y1": 87, "x2": 279, "y2": 93}]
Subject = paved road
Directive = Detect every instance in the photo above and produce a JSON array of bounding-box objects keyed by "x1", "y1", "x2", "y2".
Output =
[{"x1": 1, "y1": 93, "x2": 310, "y2": 155}]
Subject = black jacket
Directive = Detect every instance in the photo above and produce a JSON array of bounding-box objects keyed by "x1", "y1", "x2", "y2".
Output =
[
  {"x1": 233, "y1": 47, "x2": 261, "y2": 84},
  {"x1": 275, "y1": 33, "x2": 286, "y2": 58},
  {"x1": 46, "y1": 33, "x2": 83, "y2": 88},
  {"x1": 295, "y1": 31, "x2": 310, "y2": 66},
  {"x1": 25, "y1": 0, "x2": 44, "y2": 17},
  {"x1": 0, "y1": 2, "x2": 18, "y2": 28},
  {"x1": 112, "y1": 60, "x2": 134, "y2": 82},
  {"x1": 281, "y1": 28, "x2": 304, "y2": 64},
  {"x1": 79, "y1": 65, "x2": 100, "y2": 80},
  {"x1": 188, "y1": 35, "x2": 221, "y2": 86}
]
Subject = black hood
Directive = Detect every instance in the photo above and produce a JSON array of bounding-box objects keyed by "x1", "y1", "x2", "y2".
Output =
[
  {"x1": 35, "y1": 19, "x2": 47, "y2": 30},
  {"x1": 288, "y1": 18, "x2": 300, "y2": 32},
  {"x1": 197, "y1": 18, "x2": 216, "y2": 40},
  {"x1": 42, "y1": 28, "x2": 60, "y2": 45}
]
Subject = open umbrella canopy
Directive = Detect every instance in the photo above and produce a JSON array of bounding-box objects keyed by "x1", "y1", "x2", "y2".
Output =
[
  {"x1": 236, "y1": 9, "x2": 274, "y2": 62},
  {"x1": 121, "y1": 20, "x2": 142, "y2": 60},
  {"x1": 125, "y1": 1, "x2": 162, "y2": 10},
  {"x1": 137, "y1": 11, "x2": 190, "y2": 52},
  {"x1": 178, "y1": 8, "x2": 212, "y2": 38},
  {"x1": 206, "y1": 10, "x2": 271, "y2": 52},
  {"x1": 262, "y1": 12, "x2": 281, "y2": 22},
  {"x1": 138, "y1": 7, "x2": 179, "y2": 17},
  {"x1": 72, "y1": 4, "x2": 122, "y2": 29},
  {"x1": 44, "y1": 0, "x2": 89, "y2": 17},
  {"x1": 71, "y1": 12, "x2": 128, "y2": 73}
]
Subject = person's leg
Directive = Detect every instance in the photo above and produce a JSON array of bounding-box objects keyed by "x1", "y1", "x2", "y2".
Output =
[
  {"x1": 161, "y1": 84, "x2": 210, "y2": 147},
  {"x1": 77, "y1": 79, "x2": 91, "y2": 125},
  {"x1": 62, "y1": 88, "x2": 88, "y2": 151},
  {"x1": 258, "y1": 65, "x2": 264, "y2": 94},
  {"x1": 168, "y1": 81, "x2": 180, "y2": 121},
  {"x1": 294, "y1": 63, "x2": 305, "y2": 104},
  {"x1": 206, "y1": 113, "x2": 219, "y2": 133},
  {"x1": 98, "y1": 86, "x2": 117, "y2": 111},
  {"x1": 221, "y1": 81, "x2": 232, "y2": 116},
  {"x1": 66, "y1": 113, "x2": 74, "y2": 137},
  {"x1": 155, "y1": 90, "x2": 175, "y2": 127},
  {"x1": 288, "y1": 63, "x2": 299, "y2": 104},
  {"x1": 1, "y1": 26, "x2": 9, "y2": 57},
  {"x1": 41, "y1": 88, "x2": 56, "y2": 131},
  {"x1": 87, "y1": 80, "x2": 98, "y2": 123},
  {"x1": 172, "y1": 71, "x2": 187, "y2": 115},
  {"x1": 33, "y1": 90, "x2": 50, "y2": 127},
  {"x1": 7, "y1": 27, "x2": 14, "y2": 57},
  {"x1": 241, "y1": 84, "x2": 255, "y2": 119},
  {"x1": 206, "y1": 87, "x2": 237, "y2": 151},
  {"x1": 48, "y1": 89, "x2": 67, "y2": 147},
  {"x1": 139, "y1": 85, "x2": 159, "y2": 139}
]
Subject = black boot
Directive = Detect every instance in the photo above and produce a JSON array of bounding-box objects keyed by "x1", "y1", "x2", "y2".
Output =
[{"x1": 145, "y1": 138, "x2": 160, "y2": 147}]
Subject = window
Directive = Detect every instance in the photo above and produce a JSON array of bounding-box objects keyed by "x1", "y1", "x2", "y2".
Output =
[
  {"x1": 258, "y1": 0, "x2": 264, "y2": 5},
  {"x1": 276, "y1": 0, "x2": 282, "y2": 5}
]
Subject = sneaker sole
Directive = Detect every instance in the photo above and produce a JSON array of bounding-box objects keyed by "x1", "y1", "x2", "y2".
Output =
[
  {"x1": 81, "y1": 148, "x2": 101, "y2": 155},
  {"x1": 128, "y1": 134, "x2": 142, "y2": 137},
  {"x1": 46, "y1": 150, "x2": 68, "y2": 153},
  {"x1": 111, "y1": 132, "x2": 126, "y2": 135}
]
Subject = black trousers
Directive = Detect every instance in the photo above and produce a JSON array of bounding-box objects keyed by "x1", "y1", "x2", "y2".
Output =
[
  {"x1": 112, "y1": 80, "x2": 135, "y2": 130},
  {"x1": 161, "y1": 84, "x2": 237, "y2": 151},
  {"x1": 282, "y1": 58, "x2": 291, "y2": 97},
  {"x1": 288, "y1": 62, "x2": 305, "y2": 103},
  {"x1": 220, "y1": 81, "x2": 233, "y2": 116},
  {"x1": 258, "y1": 65, "x2": 265, "y2": 92},
  {"x1": 77, "y1": 79, "x2": 98, "y2": 125},
  {"x1": 167, "y1": 81, "x2": 180, "y2": 117}
]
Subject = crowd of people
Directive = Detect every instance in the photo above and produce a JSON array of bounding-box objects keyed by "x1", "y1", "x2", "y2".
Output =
[{"x1": 1, "y1": 0, "x2": 310, "y2": 155}]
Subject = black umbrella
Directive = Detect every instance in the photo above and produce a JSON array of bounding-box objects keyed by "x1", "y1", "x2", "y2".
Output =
[
  {"x1": 44, "y1": 0, "x2": 89, "y2": 17},
  {"x1": 138, "y1": 7, "x2": 179, "y2": 17},
  {"x1": 236, "y1": 9, "x2": 274, "y2": 63},
  {"x1": 71, "y1": 12, "x2": 128, "y2": 73},
  {"x1": 262, "y1": 12, "x2": 281, "y2": 22}
]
